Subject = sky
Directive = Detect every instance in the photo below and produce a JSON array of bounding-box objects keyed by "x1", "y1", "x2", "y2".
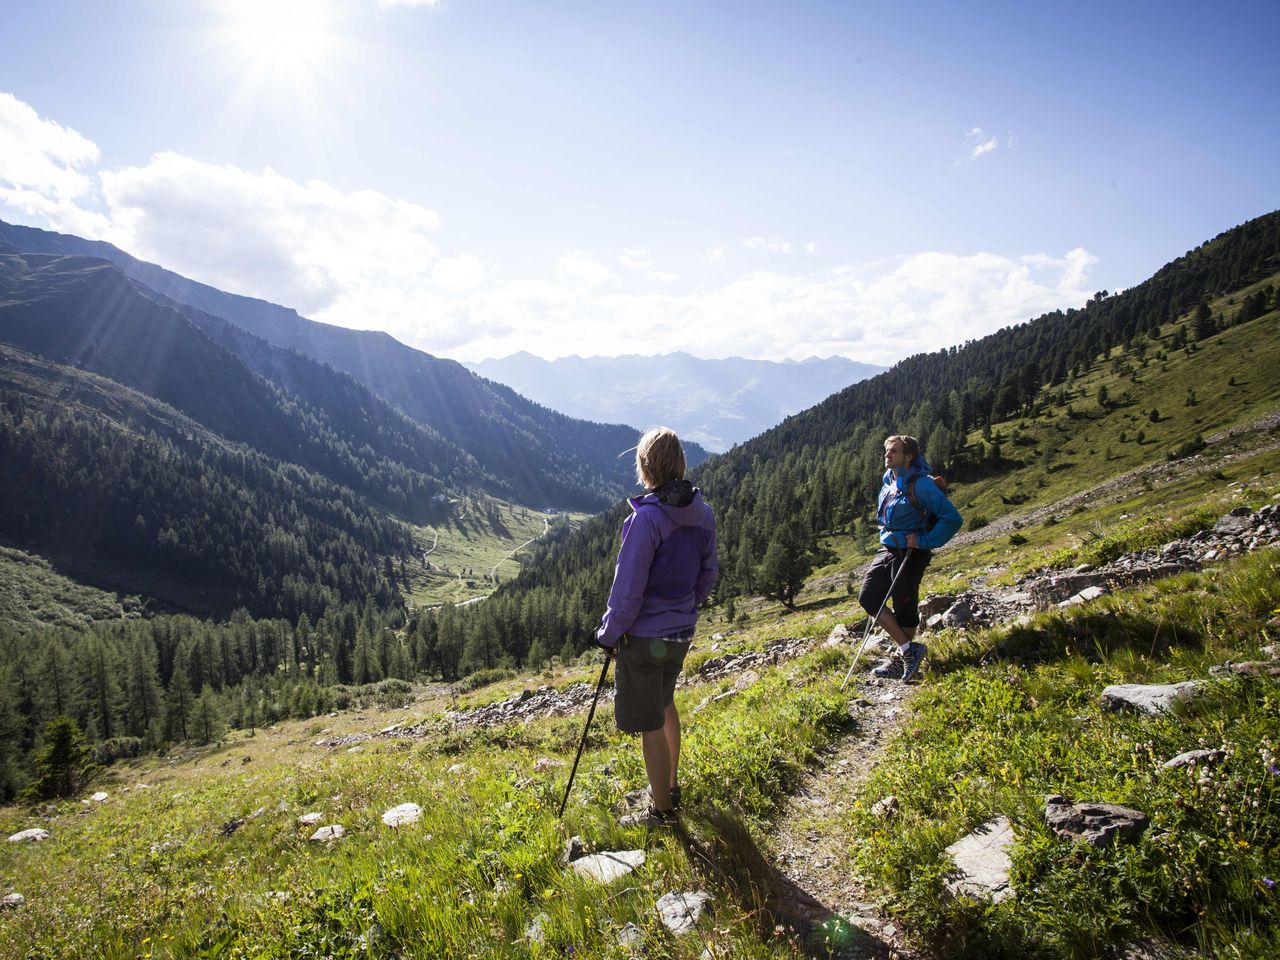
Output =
[{"x1": 2, "y1": 0, "x2": 1278, "y2": 366}]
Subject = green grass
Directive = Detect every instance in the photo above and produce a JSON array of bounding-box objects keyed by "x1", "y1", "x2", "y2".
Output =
[
  {"x1": 847, "y1": 548, "x2": 1280, "y2": 959},
  {"x1": 949, "y1": 281, "x2": 1280, "y2": 528},
  {"x1": 0, "y1": 546, "x2": 144, "y2": 630}
]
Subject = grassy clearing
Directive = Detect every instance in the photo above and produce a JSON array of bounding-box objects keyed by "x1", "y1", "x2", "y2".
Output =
[
  {"x1": 847, "y1": 548, "x2": 1280, "y2": 959},
  {"x1": 0, "y1": 545, "x2": 144, "y2": 630},
  {"x1": 402, "y1": 498, "x2": 588, "y2": 608}
]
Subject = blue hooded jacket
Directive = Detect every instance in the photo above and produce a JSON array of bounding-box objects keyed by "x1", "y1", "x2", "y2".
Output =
[
  {"x1": 876, "y1": 454, "x2": 962, "y2": 551},
  {"x1": 595, "y1": 483, "x2": 717, "y2": 648}
]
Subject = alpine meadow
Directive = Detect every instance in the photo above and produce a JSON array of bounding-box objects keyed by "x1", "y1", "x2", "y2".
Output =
[{"x1": 3, "y1": 3, "x2": 1280, "y2": 958}]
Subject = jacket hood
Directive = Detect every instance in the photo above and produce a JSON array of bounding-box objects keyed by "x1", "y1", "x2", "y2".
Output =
[{"x1": 630, "y1": 481, "x2": 711, "y2": 527}]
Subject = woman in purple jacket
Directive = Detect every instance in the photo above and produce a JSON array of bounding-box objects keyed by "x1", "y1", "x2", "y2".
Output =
[{"x1": 595, "y1": 427, "x2": 717, "y2": 825}]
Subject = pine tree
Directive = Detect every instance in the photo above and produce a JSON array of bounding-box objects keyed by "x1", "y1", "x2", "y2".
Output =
[
  {"x1": 21, "y1": 716, "x2": 98, "y2": 800},
  {"x1": 756, "y1": 520, "x2": 814, "y2": 610},
  {"x1": 190, "y1": 687, "x2": 226, "y2": 745}
]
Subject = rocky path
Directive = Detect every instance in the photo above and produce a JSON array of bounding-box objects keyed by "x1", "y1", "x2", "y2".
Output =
[{"x1": 764, "y1": 675, "x2": 920, "y2": 959}]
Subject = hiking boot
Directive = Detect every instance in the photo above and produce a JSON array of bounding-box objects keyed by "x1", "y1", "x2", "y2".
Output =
[
  {"x1": 873, "y1": 642, "x2": 926, "y2": 682},
  {"x1": 670, "y1": 785, "x2": 682, "y2": 811},
  {"x1": 619, "y1": 805, "x2": 678, "y2": 829}
]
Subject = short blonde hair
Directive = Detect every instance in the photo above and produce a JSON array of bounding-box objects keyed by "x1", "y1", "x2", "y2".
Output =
[{"x1": 636, "y1": 427, "x2": 686, "y2": 489}]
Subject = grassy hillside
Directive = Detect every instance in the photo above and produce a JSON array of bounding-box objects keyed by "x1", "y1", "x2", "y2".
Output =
[
  {"x1": 401, "y1": 500, "x2": 590, "y2": 608},
  {"x1": 3, "y1": 515, "x2": 1277, "y2": 958}
]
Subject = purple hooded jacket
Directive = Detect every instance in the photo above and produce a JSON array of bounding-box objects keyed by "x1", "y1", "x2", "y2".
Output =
[{"x1": 595, "y1": 482, "x2": 717, "y2": 648}]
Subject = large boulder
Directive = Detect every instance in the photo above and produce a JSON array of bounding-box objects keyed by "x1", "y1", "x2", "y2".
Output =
[
  {"x1": 943, "y1": 816, "x2": 1015, "y2": 902},
  {"x1": 1043, "y1": 795, "x2": 1149, "y2": 847}
]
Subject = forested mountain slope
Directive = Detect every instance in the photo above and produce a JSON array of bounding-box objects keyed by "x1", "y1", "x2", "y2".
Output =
[
  {"x1": 0, "y1": 220, "x2": 708, "y2": 509},
  {"x1": 435, "y1": 211, "x2": 1280, "y2": 662}
]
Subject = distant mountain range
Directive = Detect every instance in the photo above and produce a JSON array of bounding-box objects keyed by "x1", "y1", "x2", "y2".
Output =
[
  {"x1": 0, "y1": 219, "x2": 708, "y2": 512},
  {"x1": 465, "y1": 352, "x2": 884, "y2": 452}
]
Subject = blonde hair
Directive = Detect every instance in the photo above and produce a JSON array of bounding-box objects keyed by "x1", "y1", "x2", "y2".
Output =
[{"x1": 636, "y1": 427, "x2": 686, "y2": 489}]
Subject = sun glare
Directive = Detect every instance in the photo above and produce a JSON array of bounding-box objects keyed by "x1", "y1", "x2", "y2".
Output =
[{"x1": 211, "y1": 0, "x2": 345, "y2": 85}]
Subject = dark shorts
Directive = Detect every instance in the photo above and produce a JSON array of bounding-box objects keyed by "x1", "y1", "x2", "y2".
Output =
[
  {"x1": 614, "y1": 634, "x2": 691, "y2": 733},
  {"x1": 858, "y1": 547, "x2": 932, "y2": 628}
]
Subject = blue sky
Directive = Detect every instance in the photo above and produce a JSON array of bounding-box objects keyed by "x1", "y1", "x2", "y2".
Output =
[{"x1": 2, "y1": 0, "x2": 1277, "y2": 364}]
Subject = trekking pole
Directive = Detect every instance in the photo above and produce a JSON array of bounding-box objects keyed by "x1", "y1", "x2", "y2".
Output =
[
  {"x1": 558, "y1": 647, "x2": 613, "y2": 818},
  {"x1": 840, "y1": 547, "x2": 914, "y2": 691}
]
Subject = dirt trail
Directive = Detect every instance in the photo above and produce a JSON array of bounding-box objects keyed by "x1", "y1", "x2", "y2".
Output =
[{"x1": 762, "y1": 673, "x2": 921, "y2": 959}]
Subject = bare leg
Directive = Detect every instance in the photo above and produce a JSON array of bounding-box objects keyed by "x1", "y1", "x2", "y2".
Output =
[
  {"x1": 664, "y1": 702, "x2": 681, "y2": 791},
  {"x1": 875, "y1": 608, "x2": 911, "y2": 648},
  {"x1": 641, "y1": 730, "x2": 673, "y2": 811}
]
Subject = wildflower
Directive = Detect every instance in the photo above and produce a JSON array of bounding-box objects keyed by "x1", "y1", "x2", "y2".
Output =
[
  {"x1": 1264, "y1": 877, "x2": 1277, "y2": 890},
  {"x1": 1268, "y1": 765, "x2": 1280, "y2": 776}
]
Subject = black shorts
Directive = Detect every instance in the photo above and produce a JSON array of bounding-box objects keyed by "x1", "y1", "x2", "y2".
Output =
[
  {"x1": 858, "y1": 547, "x2": 932, "y2": 628},
  {"x1": 614, "y1": 635, "x2": 691, "y2": 733}
]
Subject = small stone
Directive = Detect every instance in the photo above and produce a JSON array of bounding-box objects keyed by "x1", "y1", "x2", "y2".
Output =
[
  {"x1": 871, "y1": 795, "x2": 899, "y2": 819},
  {"x1": 308, "y1": 824, "x2": 345, "y2": 842},
  {"x1": 570, "y1": 849, "x2": 646, "y2": 883},
  {"x1": 616, "y1": 922, "x2": 643, "y2": 947},
  {"x1": 90, "y1": 791, "x2": 109, "y2": 803},
  {"x1": 1, "y1": 893, "x2": 24, "y2": 909},
  {"x1": 1058, "y1": 585, "x2": 1107, "y2": 607},
  {"x1": 381, "y1": 803, "x2": 423, "y2": 827},
  {"x1": 562, "y1": 835, "x2": 587, "y2": 863},
  {"x1": 1100, "y1": 681, "x2": 1205, "y2": 715},
  {"x1": 525, "y1": 913, "x2": 548, "y2": 943},
  {"x1": 298, "y1": 812, "x2": 323, "y2": 826},
  {"x1": 7, "y1": 829, "x2": 50, "y2": 843},
  {"x1": 1161, "y1": 748, "x2": 1226, "y2": 770},
  {"x1": 944, "y1": 816, "x2": 1015, "y2": 902},
  {"x1": 533, "y1": 757, "x2": 564, "y2": 772},
  {"x1": 1044, "y1": 796, "x2": 1148, "y2": 847},
  {"x1": 656, "y1": 890, "x2": 711, "y2": 934}
]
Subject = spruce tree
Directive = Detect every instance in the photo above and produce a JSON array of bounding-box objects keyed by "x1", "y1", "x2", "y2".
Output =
[{"x1": 22, "y1": 716, "x2": 98, "y2": 800}]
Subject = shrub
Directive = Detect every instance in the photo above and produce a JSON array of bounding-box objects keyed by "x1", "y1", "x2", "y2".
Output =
[
  {"x1": 93, "y1": 736, "x2": 145, "y2": 765},
  {"x1": 967, "y1": 515, "x2": 990, "y2": 531},
  {"x1": 455, "y1": 667, "x2": 516, "y2": 694}
]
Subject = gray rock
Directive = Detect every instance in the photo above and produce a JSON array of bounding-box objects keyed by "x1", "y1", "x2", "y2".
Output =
[
  {"x1": 825, "y1": 623, "x2": 850, "y2": 646},
  {"x1": 1099, "y1": 681, "x2": 1205, "y2": 715},
  {"x1": 1059, "y1": 584, "x2": 1107, "y2": 606},
  {"x1": 656, "y1": 890, "x2": 711, "y2": 934},
  {"x1": 570, "y1": 849, "x2": 646, "y2": 883},
  {"x1": 308, "y1": 824, "x2": 346, "y2": 842},
  {"x1": 1043, "y1": 796, "x2": 1149, "y2": 847},
  {"x1": 562, "y1": 835, "x2": 587, "y2": 863},
  {"x1": 525, "y1": 913, "x2": 548, "y2": 943},
  {"x1": 926, "y1": 612, "x2": 946, "y2": 630},
  {"x1": 1161, "y1": 748, "x2": 1225, "y2": 770},
  {"x1": 1209, "y1": 659, "x2": 1280, "y2": 678},
  {"x1": 943, "y1": 600, "x2": 975, "y2": 628},
  {"x1": 7, "y1": 829, "x2": 49, "y2": 843},
  {"x1": 1, "y1": 893, "x2": 24, "y2": 909},
  {"x1": 297, "y1": 812, "x2": 323, "y2": 826},
  {"x1": 918, "y1": 595, "x2": 956, "y2": 620},
  {"x1": 1213, "y1": 515, "x2": 1252, "y2": 537},
  {"x1": 381, "y1": 803, "x2": 423, "y2": 827},
  {"x1": 871, "y1": 795, "x2": 900, "y2": 819},
  {"x1": 943, "y1": 816, "x2": 1015, "y2": 902},
  {"x1": 616, "y1": 922, "x2": 644, "y2": 947}
]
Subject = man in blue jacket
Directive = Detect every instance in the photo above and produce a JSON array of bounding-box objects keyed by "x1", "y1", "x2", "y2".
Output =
[{"x1": 859, "y1": 434, "x2": 962, "y2": 682}]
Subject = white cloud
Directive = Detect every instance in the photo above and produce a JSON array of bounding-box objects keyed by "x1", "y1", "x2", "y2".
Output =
[
  {"x1": 0, "y1": 92, "x2": 1092, "y2": 370},
  {"x1": 805, "y1": 241, "x2": 817, "y2": 255},
  {"x1": 0, "y1": 92, "x2": 110, "y2": 237},
  {"x1": 432, "y1": 254, "x2": 486, "y2": 293},
  {"x1": 98, "y1": 151, "x2": 440, "y2": 315},
  {"x1": 376, "y1": 0, "x2": 441, "y2": 8},
  {"x1": 619, "y1": 247, "x2": 651, "y2": 270},
  {"x1": 963, "y1": 126, "x2": 1009, "y2": 162},
  {"x1": 743, "y1": 236, "x2": 793, "y2": 254}
]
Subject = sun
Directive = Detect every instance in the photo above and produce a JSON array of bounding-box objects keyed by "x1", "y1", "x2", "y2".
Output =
[{"x1": 209, "y1": 0, "x2": 345, "y2": 87}]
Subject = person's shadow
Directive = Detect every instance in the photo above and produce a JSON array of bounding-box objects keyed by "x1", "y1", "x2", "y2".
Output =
[{"x1": 672, "y1": 808, "x2": 897, "y2": 958}]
